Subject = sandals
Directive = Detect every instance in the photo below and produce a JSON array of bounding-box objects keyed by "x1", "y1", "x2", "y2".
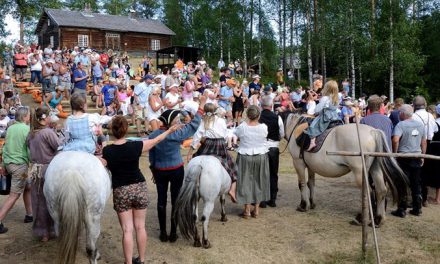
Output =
[
  {"x1": 228, "y1": 193, "x2": 237, "y2": 203},
  {"x1": 227, "y1": 147, "x2": 235, "y2": 151},
  {"x1": 251, "y1": 210, "x2": 259, "y2": 218},
  {"x1": 239, "y1": 212, "x2": 251, "y2": 219}
]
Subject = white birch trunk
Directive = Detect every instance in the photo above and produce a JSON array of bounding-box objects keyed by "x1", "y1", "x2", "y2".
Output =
[
  {"x1": 389, "y1": 0, "x2": 394, "y2": 102},
  {"x1": 258, "y1": 0, "x2": 262, "y2": 75},
  {"x1": 243, "y1": 1, "x2": 247, "y2": 78},
  {"x1": 350, "y1": 6, "x2": 356, "y2": 99},
  {"x1": 306, "y1": 1, "x2": 313, "y2": 87},
  {"x1": 220, "y1": 22, "x2": 223, "y2": 60}
]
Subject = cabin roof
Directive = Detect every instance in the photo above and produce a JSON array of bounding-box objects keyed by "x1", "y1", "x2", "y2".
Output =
[{"x1": 36, "y1": 8, "x2": 176, "y2": 36}]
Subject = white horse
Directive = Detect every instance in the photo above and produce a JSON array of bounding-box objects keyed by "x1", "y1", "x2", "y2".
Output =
[
  {"x1": 174, "y1": 155, "x2": 231, "y2": 248},
  {"x1": 284, "y1": 113, "x2": 409, "y2": 226},
  {"x1": 44, "y1": 151, "x2": 111, "y2": 264}
]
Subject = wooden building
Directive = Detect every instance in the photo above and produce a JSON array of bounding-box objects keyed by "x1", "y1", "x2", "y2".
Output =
[{"x1": 35, "y1": 8, "x2": 175, "y2": 53}]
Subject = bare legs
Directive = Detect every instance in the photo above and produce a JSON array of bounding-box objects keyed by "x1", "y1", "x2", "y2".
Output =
[
  {"x1": 117, "y1": 209, "x2": 147, "y2": 264},
  {"x1": 0, "y1": 184, "x2": 32, "y2": 224}
]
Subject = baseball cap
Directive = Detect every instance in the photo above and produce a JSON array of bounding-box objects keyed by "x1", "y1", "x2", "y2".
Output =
[{"x1": 144, "y1": 74, "x2": 154, "y2": 80}]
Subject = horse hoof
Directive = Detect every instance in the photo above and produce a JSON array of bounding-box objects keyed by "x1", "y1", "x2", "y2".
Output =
[
  {"x1": 202, "y1": 240, "x2": 211, "y2": 249},
  {"x1": 310, "y1": 203, "x2": 316, "y2": 210},
  {"x1": 194, "y1": 240, "x2": 202, "y2": 247},
  {"x1": 296, "y1": 206, "x2": 307, "y2": 213},
  {"x1": 221, "y1": 216, "x2": 228, "y2": 222}
]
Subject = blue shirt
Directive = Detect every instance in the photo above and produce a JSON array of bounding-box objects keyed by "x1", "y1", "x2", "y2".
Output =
[
  {"x1": 340, "y1": 106, "x2": 353, "y2": 120},
  {"x1": 101, "y1": 84, "x2": 117, "y2": 105},
  {"x1": 73, "y1": 69, "x2": 87, "y2": 89},
  {"x1": 149, "y1": 114, "x2": 201, "y2": 170},
  {"x1": 249, "y1": 82, "x2": 261, "y2": 92},
  {"x1": 92, "y1": 62, "x2": 103, "y2": 78},
  {"x1": 79, "y1": 55, "x2": 90, "y2": 66},
  {"x1": 219, "y1": 86, "x2": 233, "y2": 108},
  {"x1": 361, "y1": 112, "x2": 393, "y2": 149}
]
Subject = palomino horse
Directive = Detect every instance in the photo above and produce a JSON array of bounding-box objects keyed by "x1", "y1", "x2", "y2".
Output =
[
  {"x1": 44, "y1": 151, "x2": 111, "y2": 264},
  {"x1": 174, "y1": 155, "x2": 231, "y2": 248},
  {"x1": 285, "y1": 113, "x2": 409, "y2": 226}
]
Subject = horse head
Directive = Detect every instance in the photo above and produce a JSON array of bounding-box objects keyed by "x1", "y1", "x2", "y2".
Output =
[{"x1": 283, "y1": 111, "x2": 302, "y2": 141}]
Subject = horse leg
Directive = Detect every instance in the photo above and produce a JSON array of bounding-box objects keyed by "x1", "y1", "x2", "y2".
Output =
[
  {"x1": 307, "y1": 169, "x2": 316, "y2": 209},
  {"x1": 85, "y1": 213, "x2": 102, "y2": 264},
  {"x1": 294, "y1": 160, "x2": 310, "y2": 212},
  {"x1": 370, "y1": 160, "x2": 387, "y2": 227},
  {"x1": 219, "y1": 194, "x2": 227, "y2": 222},
  {"x1": 193, "y1": 198, "x2": 201, "y2": 247},
  {"x1": 201, "y1": 201, "x2": 214, "y2": 249}
]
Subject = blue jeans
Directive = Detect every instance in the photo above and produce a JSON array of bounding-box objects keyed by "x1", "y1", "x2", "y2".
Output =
[
  {"x1": 30, "y1": 71, "x2": 42, "y2": 84},
  {"x1": 42, "y1": 78, "x2": 53, "y2": 93},
  {"x1": 93, "y1": 76, "x2": 102, "y2": 85}
]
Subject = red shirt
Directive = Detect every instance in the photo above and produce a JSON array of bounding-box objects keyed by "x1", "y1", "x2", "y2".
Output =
[
  {"x1": 99, "y1": 54, "x2": 109, "y2": 66},
  {"x1": 14, "y1": 53, "x2": 28, "y2": 67}
]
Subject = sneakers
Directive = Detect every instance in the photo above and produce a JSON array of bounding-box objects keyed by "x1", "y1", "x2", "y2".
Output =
[
  {"x1": 267, "y1": 200, "x2": 277, "y2": 208},
  {"x1": 391, "y1": 209, "x2": 406, "y2": 218},
  {"x1": 0, "y1": 222, "x2": 8, "y2": 234},
  {"x1": 24, "y1": 215, "x2": 33, "y2": 223},
  {"x1": 132, "y1": 257, "x2": 144, "y2": 264},
  {"x1": 409, "y1": 209, "x2": 422, "y2": 216}
]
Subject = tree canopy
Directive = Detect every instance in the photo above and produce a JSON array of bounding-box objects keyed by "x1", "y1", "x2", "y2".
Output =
[{"x1": 0, "y1": 0, "x2": 439, "y2": 101}]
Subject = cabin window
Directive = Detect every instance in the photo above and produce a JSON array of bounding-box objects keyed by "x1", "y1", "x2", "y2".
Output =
[
  {"x1": 50, "y1": 36, "x2": 54, "y2": 47},
  {"x1": 78, "y1": 34, "x2": 89, "y2": 48},
  {"x1": 151, "y1": 39, "x2": 160, "y2": 51},
  {"x1": 48, "y1": 19, "x2": 50, "y2": 26}
]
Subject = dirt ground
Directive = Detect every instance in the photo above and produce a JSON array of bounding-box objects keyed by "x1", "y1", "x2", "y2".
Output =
[
  {"x1": 1, "y1": 147, "x2": 440, "y2": 264},
  {"x1": 1, "y1": 85, "x2": 440, "y2": 264}
]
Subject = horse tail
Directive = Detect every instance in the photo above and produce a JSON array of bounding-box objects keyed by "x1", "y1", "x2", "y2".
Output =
[
  {"x1": 57, "y1": 169, "x2": 86, "y2": 264},
  {"x1": 174, "y1": 162, "x2": 202, "y2": 240},
  {"x1": 371, "y1": 129, "x2": 409, "y2": 204}
]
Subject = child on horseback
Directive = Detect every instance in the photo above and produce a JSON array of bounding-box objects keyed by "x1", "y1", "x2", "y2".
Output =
[
  {"x1": 187, "y1": 103, "x2": 238, "y2": 203},
  {"x1": 305, "y1": 80, "x2": 340, "y2": 151}
]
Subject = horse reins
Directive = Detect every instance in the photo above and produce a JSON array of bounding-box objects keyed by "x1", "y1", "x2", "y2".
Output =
[{"x1": 281, "y1": 115, "x2": 307, "y2": 154}]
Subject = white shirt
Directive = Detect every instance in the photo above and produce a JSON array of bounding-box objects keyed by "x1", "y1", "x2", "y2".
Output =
[
  {"x1": 0, "y1": 116, "x2": 10, "y2": 134},
  {"x1": 30, "y1": 59, "x2": 43, "y2": 71},
  {"x1": 266, "y1": 116, "x2": 285, "y2": 148},
  {"x1": 234, "y1": 122, "x2": 269, "y2": 155},
  {"x1": 307, "y1": 101, "x2": 316, "y2": 115},
  {"x1": 205, "y1": 89, "x2": 218, "y2": 106},
  {"x1": 413, "y1": 109, "x2": 438, "y2": 140},
  {"x1": 165, "y1": 92, "x2": 180, "y2": 110},
  {"x1": 315, "y1": 96, "x2": 332, "y2": 113},
  {"x1": 191, "y1": 116, "x2": 228, "y2": 147}
]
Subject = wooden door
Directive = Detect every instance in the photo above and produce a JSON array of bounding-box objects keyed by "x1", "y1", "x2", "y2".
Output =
[{"x1": 105, "y1": 33, "x2": 120, "y2": 51}]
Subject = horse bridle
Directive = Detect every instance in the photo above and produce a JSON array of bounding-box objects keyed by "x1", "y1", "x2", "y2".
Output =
[{"x1": 281, "y1": 114, "x2": 307, "y2": 154}]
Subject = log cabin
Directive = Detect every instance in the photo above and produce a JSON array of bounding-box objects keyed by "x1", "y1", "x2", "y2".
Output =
[{"x1": 35, "y1": 8, "x2": 175, "y2": 53}]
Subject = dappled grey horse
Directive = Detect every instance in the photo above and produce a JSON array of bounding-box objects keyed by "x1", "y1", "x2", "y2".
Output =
[
  {"x1": 44, "y1": 151, "x2": 111, "y2": 264},
  {"x1": 174, "y1": 155, "x2": 231, "y2": 248}
]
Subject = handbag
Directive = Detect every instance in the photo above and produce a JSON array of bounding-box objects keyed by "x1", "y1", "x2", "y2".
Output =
[{"x1": 0, "y1": 174, "x2": 11, "y2": 195}]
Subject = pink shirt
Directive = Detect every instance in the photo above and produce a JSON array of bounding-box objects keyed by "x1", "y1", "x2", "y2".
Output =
[{"x1": 182, "y1": 81, "x2": 194, "y2": 101}]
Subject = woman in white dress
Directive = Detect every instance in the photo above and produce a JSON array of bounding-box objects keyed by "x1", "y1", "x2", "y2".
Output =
[{"x1": 147, "y1": 85, "x2": 163, "y2": 131}]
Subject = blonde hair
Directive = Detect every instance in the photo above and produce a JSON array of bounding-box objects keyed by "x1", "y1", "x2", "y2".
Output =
[
  {"x1": 203, "y1": 103, "x2": 217, "y2": 130},
  {"x1": 321, "y1": 80, "x2": 339, "y2": 105}
]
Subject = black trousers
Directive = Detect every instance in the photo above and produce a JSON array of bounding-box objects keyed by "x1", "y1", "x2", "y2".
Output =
[
  {"x1": 397, "y1": 158, "x2": 423, "y2": 212},
  {"x1": 267, "y1": 147, "x2": 280, "y2": 202},
  {"x1": 153, "y1": 166, "x2": 184, "y2": 234}
]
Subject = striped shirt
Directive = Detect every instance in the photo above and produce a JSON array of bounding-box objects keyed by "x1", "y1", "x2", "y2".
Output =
[{"x1": 360, "y1": 112, "x2": 393, "y2": 149}]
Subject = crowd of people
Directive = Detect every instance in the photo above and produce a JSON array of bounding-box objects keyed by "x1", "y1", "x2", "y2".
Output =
[{"x1": 1, "y1": 42, "x2": 440, "y2": 264}]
